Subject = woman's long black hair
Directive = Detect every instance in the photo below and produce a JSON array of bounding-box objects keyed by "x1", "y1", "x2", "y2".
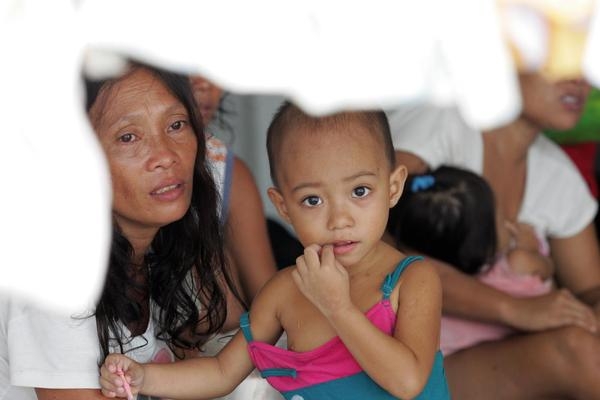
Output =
[{"x1": 86, "y1": 62, "x2": 242, "y2": 361}]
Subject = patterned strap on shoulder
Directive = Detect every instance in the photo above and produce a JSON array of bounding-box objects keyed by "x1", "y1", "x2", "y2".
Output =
[{"x1": 381, "y1": 255, "x2": 424, "y2": 299}]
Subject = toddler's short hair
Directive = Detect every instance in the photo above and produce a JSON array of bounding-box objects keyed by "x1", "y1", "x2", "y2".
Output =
[{"x1": 266, "y1": 101, "x2": 395, "y2": 187}]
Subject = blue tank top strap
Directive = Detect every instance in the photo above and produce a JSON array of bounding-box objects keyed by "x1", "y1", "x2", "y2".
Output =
[
  {"x1": 239, "y1": 312, "x2": 254, "y2": 343},
  {"x1": 381, "y1": 255, "x2": 424, "y2": 299}
]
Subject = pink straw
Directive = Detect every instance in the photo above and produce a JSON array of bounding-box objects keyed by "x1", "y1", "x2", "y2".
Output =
[{"x1": 116, "y1": 367, "x2": 134, "y2": 400}]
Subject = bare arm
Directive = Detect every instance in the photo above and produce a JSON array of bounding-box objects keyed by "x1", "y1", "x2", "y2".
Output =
[
  {"x1": 434, "y1": 257, "x2": 513, "y2": 322},
  {"x1": 332, "y1": 261, "x2": 442, "y2": 398},
  {"x1": 434, "y1": 255, "x2": 597, "y2": 332},
  {"x1": 101, "y1": 272, "x2": 285, "y2": 399},
  {"x1": 101, "y1": 332, "x2": 254, "y2": 399},
  {"x1": 550, "y1": 223, "x2": 600, "y2": 307},
  {"x1": 36, "y1": 389, "x2": 108, "y2": 400},
  {"x1": 225, "y1": 156, "x2": 277, "y2": 301}
]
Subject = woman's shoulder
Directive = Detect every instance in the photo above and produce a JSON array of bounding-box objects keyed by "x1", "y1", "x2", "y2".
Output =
[{"x1": 522, "y1": 135, "x2": 597, "y2": 237}]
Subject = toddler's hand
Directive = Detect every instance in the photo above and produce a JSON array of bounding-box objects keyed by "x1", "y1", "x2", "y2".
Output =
[
  {"x1": 292, "y1": 244, "x2": 351, "y2": 317},
  {"x1": 100, "y1": 354, "x2": 144, "y2": 399}
]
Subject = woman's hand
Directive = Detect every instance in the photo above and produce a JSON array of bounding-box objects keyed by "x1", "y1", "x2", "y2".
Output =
[
  {"x1": 99, "y1": 354, "x2": 144, "y2": 399},
  {"x1": 292, "y1": 244, "x2": 352, "y2": 317},
  {"x1": 505, "y1": 288, "x2": 597, "y2": 333}
]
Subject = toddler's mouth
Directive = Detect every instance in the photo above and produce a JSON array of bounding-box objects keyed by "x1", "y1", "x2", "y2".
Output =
[{"x1": 331, "y1": 241, "x2": 357, "y2": 255}]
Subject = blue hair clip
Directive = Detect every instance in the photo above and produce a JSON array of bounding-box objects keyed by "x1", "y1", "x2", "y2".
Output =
[{"x1": 411, "y1": 175, "x2": 435, "y2": 192}]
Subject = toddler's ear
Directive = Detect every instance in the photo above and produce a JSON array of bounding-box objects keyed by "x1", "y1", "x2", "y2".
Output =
[
  {"x1": 389, "y1": 165, "x2": 407, "y2": 208},
  {"x1": 267, "y1": 187, "x2": 292, "y2": 224}
]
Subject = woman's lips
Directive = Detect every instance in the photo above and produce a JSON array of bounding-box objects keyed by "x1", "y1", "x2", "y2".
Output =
[
  {"x1": 560, "y1": 93, "x2": 585, "y2": 112},
  {"x1": 150, "y1": 181, "x2": 185, "y2": 201}
]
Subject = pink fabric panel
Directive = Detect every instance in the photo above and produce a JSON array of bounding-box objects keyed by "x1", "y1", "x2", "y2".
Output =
[
  {"x1": 441, "y1": 256, "x2": 552, "y2": 356},
  {"x1": 247, "y1": 301, "x2": 395, "y2": 392}
]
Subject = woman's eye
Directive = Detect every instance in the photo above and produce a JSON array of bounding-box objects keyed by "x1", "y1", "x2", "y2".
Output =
[
  {"x1": 170, "y1": 119, "x2": 187, "y2": 131},
  {"x1": 352, "y1": 186, "x2": 371, "y2": 198},
  {"x1": 118, "y1": 133, "x2": 136, "y2": 143},
  {"x1": 302, "y1": 196, "x2": 322, "y2": 207}
]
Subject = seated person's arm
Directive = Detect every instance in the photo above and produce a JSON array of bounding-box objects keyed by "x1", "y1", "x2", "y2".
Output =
[
  {"x1": 432, "y1": 258, "x2": 517, "y2": 324},
  {"x1": 551, "y1": 223, "x2": 600, "y2": 308},
  {"x1": 226, "y1": 156, "x2": 277, "y2": 300}
]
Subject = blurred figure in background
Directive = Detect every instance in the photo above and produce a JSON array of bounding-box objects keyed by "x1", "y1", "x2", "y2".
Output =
[{"x1": 389, "y1": 73, "x2": 600, "y2": 399}]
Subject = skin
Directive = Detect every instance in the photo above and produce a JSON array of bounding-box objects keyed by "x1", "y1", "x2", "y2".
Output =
[
  {"x1": 189, "y1": 74, "x2": 223, "y2": 126},
  {"x1": 37, "y1": 68, "x2": 197, "y2": 399},
  {"x1": 99, "y1": 115, "x2": 444, "y2": 400},
  {"x1": 397, "y1": 73, "x2": 600, "y2": 399},
  {"x1": 503, "y1": 221, "x2": 554, "y2": 280},
  {"x1": 496, "y1": 207, "x2": 554, "y2": 279},
  {"x1": 189, "y1": 74, "x2": 277, "y2": 331}
]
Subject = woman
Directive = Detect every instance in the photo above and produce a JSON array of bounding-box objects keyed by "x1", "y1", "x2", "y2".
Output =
[
  {"x1": 0, "y1": 63, "x2": 239, "y2": 399},
  {"x1": 389, "y1": 73, "x2": 600, "y2": 399}
]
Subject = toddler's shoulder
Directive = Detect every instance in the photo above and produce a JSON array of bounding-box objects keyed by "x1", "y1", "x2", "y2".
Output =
[
  {"x1": 399, "y1": 257, "x2": 442, "y2": 289},
  {"x1": 253, "y1": 266, "x2": 299, "y2": 302}
]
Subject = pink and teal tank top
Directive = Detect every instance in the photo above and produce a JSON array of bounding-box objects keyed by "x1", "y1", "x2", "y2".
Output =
[{"x1": 240, "y1": 255, "x2": 451, "y2": 399}]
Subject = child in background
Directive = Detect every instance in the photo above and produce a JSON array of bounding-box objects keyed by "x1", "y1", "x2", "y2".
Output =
[
  {"x1": 99, "y1": 102, "x2": 450, "y2": 400},
  {"x1": 386, "y1": 165, "x2": 578, "y2": 355}
]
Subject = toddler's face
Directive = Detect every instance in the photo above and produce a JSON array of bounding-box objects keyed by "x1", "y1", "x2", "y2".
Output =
[{"x1": 269, "y1": 122, "x2": 405, "y2": 268}]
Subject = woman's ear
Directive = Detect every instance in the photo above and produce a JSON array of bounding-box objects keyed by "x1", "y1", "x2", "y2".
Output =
[
  {"x1": 267, "y1": 187, "x2": 292, "y2": 224},
  {"x1": 389, "y1": 165, "x2": 407, "y2": 208}
]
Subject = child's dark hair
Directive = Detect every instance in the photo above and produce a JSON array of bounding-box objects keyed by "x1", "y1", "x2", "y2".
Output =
[
  {"x1": 387, "y1": 165, "x2": 498, "y2": 275},
  {"x1": 266, "y1": 101, "x2": 395, "y2": 187},
  {"x1": 85, "y1": 62, "x2": 244, "y2": 361}
]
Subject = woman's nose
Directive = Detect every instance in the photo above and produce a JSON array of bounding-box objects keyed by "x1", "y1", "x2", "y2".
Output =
[{"x1": 146, "y1": 135, "x2": 178, "y2": 171}]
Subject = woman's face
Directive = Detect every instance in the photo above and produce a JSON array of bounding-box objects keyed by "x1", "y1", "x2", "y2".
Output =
[
  {"x1": 90, "y1": 68, "x2": 198, "y2": 238},
  {"x1": 189, "y1": 75, "x2": 223, "y2": 126},
  {"x1": 519, "y1": 73, "x2": 591, "y2": 132}
]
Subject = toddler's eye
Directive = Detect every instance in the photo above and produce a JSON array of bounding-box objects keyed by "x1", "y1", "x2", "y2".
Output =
[
  {"x1": 302, "y1": 196, "x2": 322, "y2": 207},
  {"x1": 352, "y1": 186, "x2": 371, "y2": 198},
  {"x1": 118, "y1": 133, "x2": 136, "y2": 143}
]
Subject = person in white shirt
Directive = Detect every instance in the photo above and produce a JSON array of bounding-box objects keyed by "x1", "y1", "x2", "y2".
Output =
[{"x1": 389, "y1": 72, "x2": 600, "y2": 399}]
